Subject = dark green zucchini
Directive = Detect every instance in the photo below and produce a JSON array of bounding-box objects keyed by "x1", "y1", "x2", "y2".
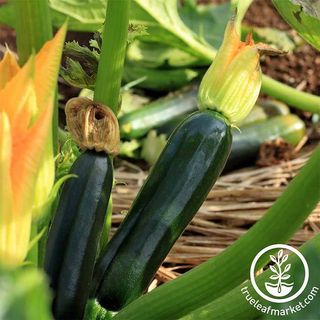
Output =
[
  {"x1": 225, "y1": 114, "x2": 305, "y2": 171},
  {"x1": 44, "y1": 150, "x2": 113, "y2": 320},
  {"x1": 119, "y1": 87, "x2": 198, "y2": 139},
  {"x1": 91, "y1": 110, "x2": 232, "y2": 310},
  {"x1": 123, "y1": 64, "x2": 199, "y2": 92}
]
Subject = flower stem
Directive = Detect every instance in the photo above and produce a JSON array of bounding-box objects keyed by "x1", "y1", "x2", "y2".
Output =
[
  {"x1": 261, "y1": 75, "x2": 320, "y2": 114},
  {"x1": 200, "y1": 44, "x2": 320, "y2": 114},
  {"x1": 93, "y1": 0, "x2": 130, "y2": 249},
  {"x1": 93, "y1": 0, "x2": 131, "y2": 114},
  {"x1": 11, "y1": 0, "x2": 52, "y2": 65}
]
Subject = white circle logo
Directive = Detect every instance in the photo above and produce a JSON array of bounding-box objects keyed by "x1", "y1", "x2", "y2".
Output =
[{"x1": 250, "y1": 244, "x2": 309, "y2": 303}]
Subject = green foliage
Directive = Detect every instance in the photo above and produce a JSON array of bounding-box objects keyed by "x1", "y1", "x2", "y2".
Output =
[
  {"x1": 141, "y1": 130, "x2": 167, "y2": 165},
  {"x1": 61, "y1": 41, "x2": 99, "y2": 89},
  {"x1": 0, "y1": 267, "x2": 52, "y2": 320},
  {"x1": 56, "y1": 138, "x2": 81, "y2": 179},
  {"x1": 273, "y1": 0, "x2": 320, "y2": 50},
  {"x1": 244, "y1": 25, "x2": 296, "y2": 52},
  {"x1": 180, "y1": 1, "x2": 232, "y2": 49}
]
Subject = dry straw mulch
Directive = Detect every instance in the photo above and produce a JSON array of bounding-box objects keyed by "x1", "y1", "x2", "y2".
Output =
[{"x1": 111, "y1": 144, "x2": 320, "y2": 286}]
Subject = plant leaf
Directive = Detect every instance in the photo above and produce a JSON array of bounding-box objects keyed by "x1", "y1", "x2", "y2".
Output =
[
  {"x1": 0, "y1": 268, "x2": 52, "y2": 320},
  {"x1": 273, "y1": 0, "x2": 320, "y2": 50},
  {"x1": 278, "y1": 249, "x2": 283, "y2": 259},
  {"x1": 49, "y1": 0, "x2": 106, "y2": 26},
  {"x1": 130, "y1": 0, "x2": 215, "y2": 62},
  {"x1": 179, "y1": 1, "x2": 233, "y2": 49}
]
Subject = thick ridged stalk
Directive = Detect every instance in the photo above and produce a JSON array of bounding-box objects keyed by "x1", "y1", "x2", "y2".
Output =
[
  {"x1": 114, "y1": 147, "x2": 320, "y2": 320},
  {"x1": 93, "y1": 0, "x2": 130, "y2": 114}
]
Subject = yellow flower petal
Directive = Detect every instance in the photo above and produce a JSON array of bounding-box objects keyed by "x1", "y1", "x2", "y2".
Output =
[
  {"x1": 0, "y1": 111, "x2": 15, "y2": 266},
  {"x1": 35, "y1": 24, "x2": 67, "y2": 110},
  {"x1": 0, "y1": 56, "x2": 36, "y2": 132},
  {"x1": 0, "y1": 50, "x2": 20, "y2": 90},
  {"x1": 11, "y1": 103, "x2": 52, "y2": 217},
  {"x1": 0, "y1": 111, "x2": 12, "y2": 220}
]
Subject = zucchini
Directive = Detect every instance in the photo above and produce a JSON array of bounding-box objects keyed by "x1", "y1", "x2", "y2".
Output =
[
  {"x1": 119, "y1": 87, "x2": 198, "y2": 139},
  {"x1": 145, "y1": 114, "x2": 305, "y2": 170},
  {"x1": 91, "y1": 110, "x2": 232, "y2": 310},
  {"x1": 225, "y1": 114, "x2": 305, "y2": 171},
  {"x1": 44, "y1": 150, "x2": 113, "y2": 320},
  {"x1": 123, "y1": 64, "x2": 199, "y2": 92}
]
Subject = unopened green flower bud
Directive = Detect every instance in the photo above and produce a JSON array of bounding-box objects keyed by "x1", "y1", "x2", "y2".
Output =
[{"x1": 198, "y1": 21, "x2": 262, "y2": 125}]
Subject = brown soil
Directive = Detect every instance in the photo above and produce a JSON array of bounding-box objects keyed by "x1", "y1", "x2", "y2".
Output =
[
  {"x1": 201, "y1": 0, "x2": 320, "y2": 96},
  {"x1": 245, "y1": 0, "x2": 320, "y2": 96}
]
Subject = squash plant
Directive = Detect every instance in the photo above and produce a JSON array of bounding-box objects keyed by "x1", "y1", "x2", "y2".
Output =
[{"x1": 0, "y1": 0, "x2": 320, "y2": 320}]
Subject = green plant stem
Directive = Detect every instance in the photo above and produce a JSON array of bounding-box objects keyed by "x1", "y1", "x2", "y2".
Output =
[
  {"x1": 12, "y1": 0, "x2": 54, "y2": 268},
  {"x1": 93, "y1": 0, "x2": 130, "y2": 113},
  {"x1": 93, "y1": 0, "x2": 130, "y2": 250},
  {"x1": 180, "y1": 233, "x2": 320, "y2": 320},
  {"x1": 99, "y1": 198, "x2": 113, "y2": 253},
  {"x1": 261, "y1": 75, "x2": 320, "y2": 114},
  {"x1": 199, "y1": 43, "x2": 320, "y2": 114},
  {"x1": 11, "y1": 0, "x2": 52, "y2": 65},
  {"x1": 114, "y1": 147, "x2": 320, "y2": 320}
]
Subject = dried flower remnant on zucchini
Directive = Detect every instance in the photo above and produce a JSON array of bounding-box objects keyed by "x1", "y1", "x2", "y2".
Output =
[{"x1": 65, "y1": 97, "x2": 120, "y2": 155}]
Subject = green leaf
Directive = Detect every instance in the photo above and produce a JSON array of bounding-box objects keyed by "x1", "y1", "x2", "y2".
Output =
[
  {"x1": 123, "y1": 65, "x2": 199, "y2": 92},
  {"x1": 0, "y1": 268, "x2": 52, "y2": 320},
  {"x1": 114, "y1": 147, "x2": 320, "y2": 320},
  {"x1": 141, "y1": 130, "x2": 167, "y2": 165},
  {"x1": 272, "y1": 0, "x2": 320, "y2": 50},
  {"x1": 130, "y1": 0, "x2": 216, "y2": 62},
  {"x1": 126, "y1": 40, "x2": 204, "y2": 68},
  {"x1": 179, "y1": 1, "x2": 233, "y2": 49},
  {"x1": 61, "y1": 41, "x2": 99, "y2": 88},
  {"x1": 243, "y1": 25, "x2": 296, "y2": 52},
  {"x1": 0, "y1": 4, "x2": 15, "y2": 28},
  {"x1": 49, "y1": 0, "x2": 106, "y2": 27}
]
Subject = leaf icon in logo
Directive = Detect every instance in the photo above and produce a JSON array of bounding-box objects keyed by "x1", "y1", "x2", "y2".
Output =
[
  {"x1": 270, "y1": 265, "x2": 278, "y2": 274},
  {"x1": 284, "y1": 264, "x2": 291, "y2": 273},
  {"x1": 278, "y1": 249, "x2": 284, "y2": 260},
  {"x1": 270, "y1": 254, "x2": 277, "y2": 263},
  {"x1": 282, "y1": 254, "x2": 289, "y2": 264}
]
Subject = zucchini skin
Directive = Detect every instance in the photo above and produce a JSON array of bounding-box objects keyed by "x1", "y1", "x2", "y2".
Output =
[
  {"x1": 44, "y1": 150, "x2": 113, "y2": 320},
  {"x1": 225, "y1": 114, "x2": 305, "y2": 171},
  {"x1": 119, "y1": 87, "x2": 198, "y2": 139},
  {"x1": 92, "y1": 110, "x2": 232, "y2": 310}
]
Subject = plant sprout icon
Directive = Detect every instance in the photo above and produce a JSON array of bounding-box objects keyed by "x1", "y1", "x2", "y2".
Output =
[{"x1": 265, "y1": 249, "x2": 294, "y2": 297}]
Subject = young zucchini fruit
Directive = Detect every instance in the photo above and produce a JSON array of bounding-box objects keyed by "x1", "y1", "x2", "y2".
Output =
[
  {"x1": 45, "y1": 94, "x2": 118, "y2": 319},
  {"x1": 91, "y1": 110, "x2": 232, "y2": 310},
  {"x1": 225, "y1": 114, "x2": 305, "y2": 171},
  {"x1": 119, "y1": 86, "x2": 198, "y2": 139},
  {"x1": 44, "y1": 150, "x2": 113, "y2": 319}
]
